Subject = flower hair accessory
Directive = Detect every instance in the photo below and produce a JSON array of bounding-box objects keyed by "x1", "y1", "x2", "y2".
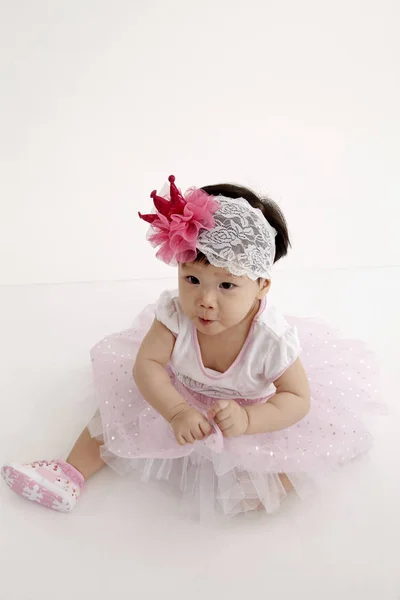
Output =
[
  {"x1": 139, "y1": 175, "x2": 277, "y2": 279},
  {"x1": 139, "y1": 175, "x2": 219, "y2": 264}
]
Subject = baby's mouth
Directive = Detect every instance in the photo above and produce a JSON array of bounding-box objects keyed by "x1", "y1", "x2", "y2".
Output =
[{"x1": 198, "y1": 317, "x2": 215, "y2": 327}]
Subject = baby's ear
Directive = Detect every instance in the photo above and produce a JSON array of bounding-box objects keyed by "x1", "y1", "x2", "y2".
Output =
[{"x1": 257, "y1": 279, "x2": 271, "y2": 299}]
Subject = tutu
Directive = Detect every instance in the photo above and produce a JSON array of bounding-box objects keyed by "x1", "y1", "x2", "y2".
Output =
[{"x1": 88, "y1": 303, "x2": 380, "y2": 519}]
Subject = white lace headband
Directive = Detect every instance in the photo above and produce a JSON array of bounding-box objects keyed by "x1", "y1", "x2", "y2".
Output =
[
  {"x1": 196, "y1": 196, "x2": 276, "y2": 279},
  {"x1": 138, "y1": 175, "x2": 277, "y2": 280}
]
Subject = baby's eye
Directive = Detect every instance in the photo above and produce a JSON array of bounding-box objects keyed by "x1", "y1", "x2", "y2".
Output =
[
  {"x1": 186, "y1": 276, "x2": 200, "y2": 285},
  {"x1": 220, "y1": 282, "x2": 236, "y2": 290}
]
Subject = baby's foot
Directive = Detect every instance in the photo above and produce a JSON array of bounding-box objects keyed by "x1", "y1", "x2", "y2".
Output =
[{"x1": 1, "y1": 459, "x2": 84, "y2": 512}]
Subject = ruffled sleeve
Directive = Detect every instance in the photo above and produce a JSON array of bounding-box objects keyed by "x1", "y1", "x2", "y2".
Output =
[
  {"x1": 262, "y1": 325, "x2": 301, "y2": 382},
  {"x1": 155, "y1": 290, "x2": 180, "y2": 336}
]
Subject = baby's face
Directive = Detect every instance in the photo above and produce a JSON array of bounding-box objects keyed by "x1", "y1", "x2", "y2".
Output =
[{"x1": 178, "y1": 262, "x2": 270, "y2": 336}]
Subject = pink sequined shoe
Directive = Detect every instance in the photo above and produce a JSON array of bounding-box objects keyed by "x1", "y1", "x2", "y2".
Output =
[{"x1": 1, "y1": 459, "x2": 85, "y2": 512}]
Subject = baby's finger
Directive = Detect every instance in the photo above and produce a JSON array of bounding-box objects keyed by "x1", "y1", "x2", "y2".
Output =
[
  {"x1": 192, "y1": 425, "x2": 205, "y2": 441},
  {"x1": 222, "y1": 427, "x2": 235, "y2": 438},
  {"x1": 177, "y1": 435, "x2": 187, "y2": 446},
  {"x1": 200, "y1": 421, "x2": 212, "y2": 436},
  {"x1": 213, "y1": 400, "x2": 230, "y2": 413},
  {"x1": 182, "y1": 432, "x2": 195, "y2": 444},
  {"x1": 214, "y1": 409, "x2": 232, "y2": 424},
  {"x1": 217, "y1": 416, "x2": 233, "y2": 431}
]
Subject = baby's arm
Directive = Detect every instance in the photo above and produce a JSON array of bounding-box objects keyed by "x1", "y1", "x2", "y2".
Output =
[
  {"x1": 133, "y1": 319, "x2": 212, "y2": 444},
  {"x1": 133, "y1": 319, "x2": 187, "y2": 422},
  {"x1": 244, "y1": 358, "x2": 310, "y2": 434}
]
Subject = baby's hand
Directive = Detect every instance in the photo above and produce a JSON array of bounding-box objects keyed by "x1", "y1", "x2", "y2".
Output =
[
  {"x1": 170, "y1": 405, "x2": 212, "y2": 445},
  {"x1": 208, "y1": 400, "x2": 249, "y2": 438}
]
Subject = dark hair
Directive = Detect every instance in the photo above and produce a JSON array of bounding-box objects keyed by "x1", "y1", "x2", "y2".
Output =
[{"x1": 195, "y1": 183, "x2": 290, "y2": 266}]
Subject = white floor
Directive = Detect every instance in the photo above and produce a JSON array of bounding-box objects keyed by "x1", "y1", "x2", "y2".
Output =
[{"x1": 0, "y1": 268, "x2": 399, "y2": 600}]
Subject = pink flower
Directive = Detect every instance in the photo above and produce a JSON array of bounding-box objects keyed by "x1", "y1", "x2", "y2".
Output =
[{"x1": 140, "y1": 177, "x2": 219, "y2": 265}]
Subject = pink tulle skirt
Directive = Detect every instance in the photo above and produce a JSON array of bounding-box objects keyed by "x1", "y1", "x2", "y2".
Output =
[{"x1": 88, "y1": 304, "x2": 380, "y2": 519}]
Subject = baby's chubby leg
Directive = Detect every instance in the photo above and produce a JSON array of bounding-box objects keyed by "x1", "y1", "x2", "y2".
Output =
[
  {"x1": 1, "y1": 428, "x2": 105, "y2": 513},
  {"x1": 67, "y1": 427, "x2": 105, "y2": 480}
]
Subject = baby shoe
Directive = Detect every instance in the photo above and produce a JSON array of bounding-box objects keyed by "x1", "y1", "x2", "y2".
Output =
[{"x1": 1, "y1": 459, "x2": 84, "y2": 513}]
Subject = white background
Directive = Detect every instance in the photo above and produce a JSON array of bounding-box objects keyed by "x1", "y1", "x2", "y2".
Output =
[
  {"x1": 1, "y1": 0, "x2": 399, "y2": 285},
  {"x1": 1, "y1": 2, "x2": 400, "y2": 600}
]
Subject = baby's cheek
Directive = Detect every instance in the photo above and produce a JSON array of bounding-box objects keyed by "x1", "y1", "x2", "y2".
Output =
[{"x1": 222, "y1": 310, "x2": 242, "y2": 326}]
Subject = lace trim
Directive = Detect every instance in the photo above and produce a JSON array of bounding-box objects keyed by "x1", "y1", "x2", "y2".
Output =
[{"x1": 196, "y1": 196, "x2": 276, "y2": 280}]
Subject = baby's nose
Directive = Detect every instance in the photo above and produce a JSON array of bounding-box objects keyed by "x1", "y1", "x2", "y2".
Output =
[
  {"x1": 200, "y1": 300, "x2": 215, "y2": 309},
  {"x1": 199, "y1": 291, "x2": 216, "y2": 309}
]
